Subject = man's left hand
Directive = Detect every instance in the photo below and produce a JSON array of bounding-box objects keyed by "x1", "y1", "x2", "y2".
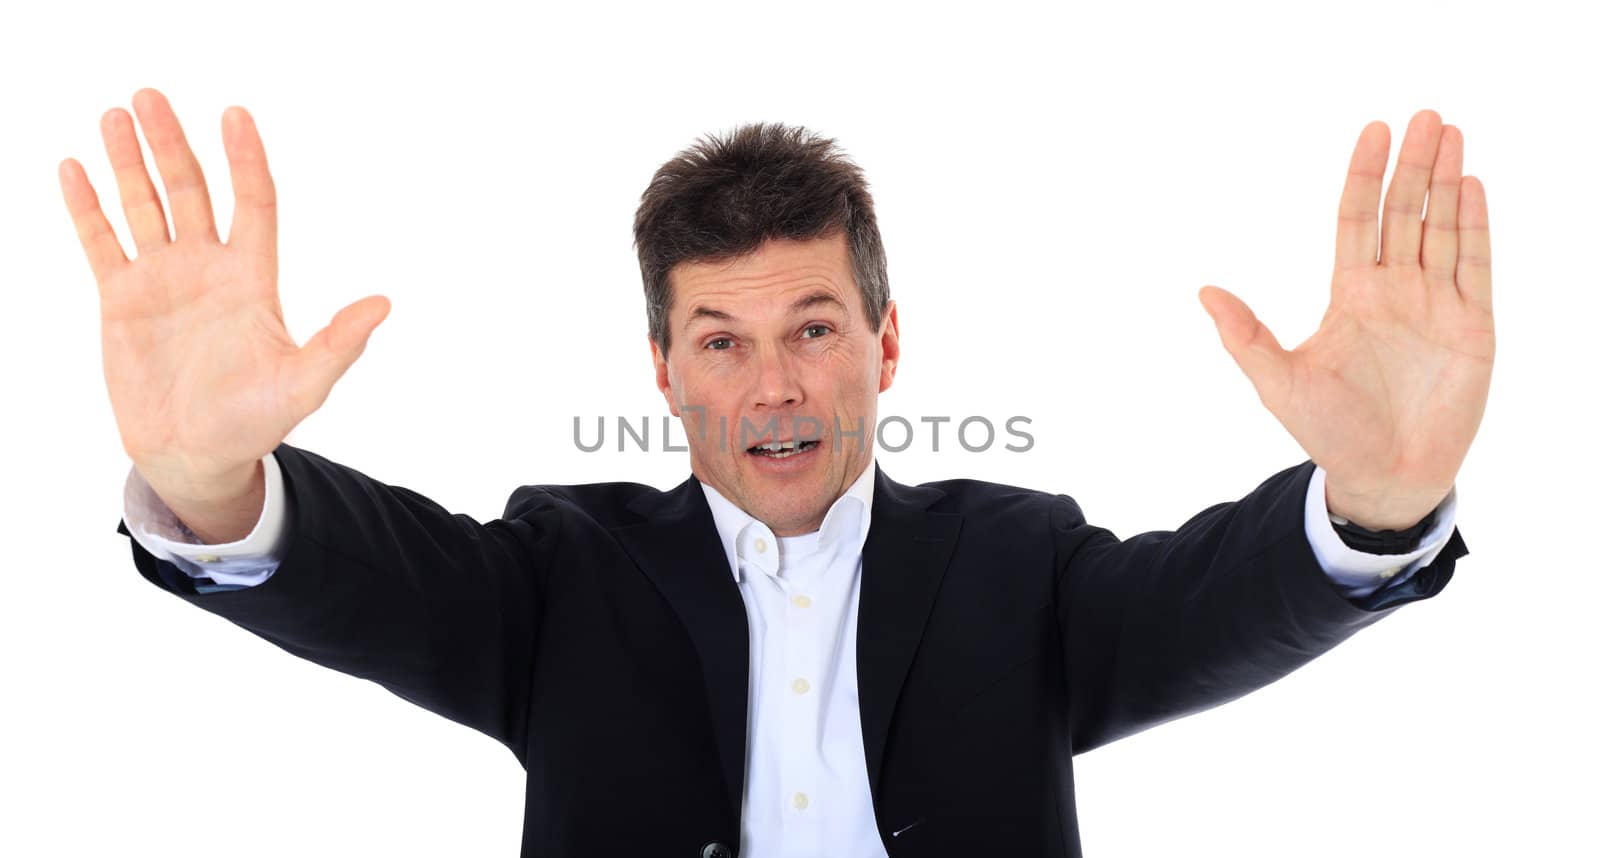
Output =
[{"x1": 1198, "y1": 109, "x2": 1494, "y2": 531}]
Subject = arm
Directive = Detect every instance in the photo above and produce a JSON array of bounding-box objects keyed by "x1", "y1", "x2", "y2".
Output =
[
  {"x1": 1057, "y1": 110, "x2": 1485, "y2": 752},
  {"x1": 71, "y1": 93, "x2": 541, "y2": 748},
  {"x1": 116, "y1": 442, "x2": 560, "y2": 763},
  {"x1": 1054, "y1": 459, "x2": 1469, "y2": 755}
]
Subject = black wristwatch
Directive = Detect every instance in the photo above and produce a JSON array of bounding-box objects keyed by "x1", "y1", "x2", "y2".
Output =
[{"x1": 1330, "y1": 507, "x2": 1438, "y2": 555}]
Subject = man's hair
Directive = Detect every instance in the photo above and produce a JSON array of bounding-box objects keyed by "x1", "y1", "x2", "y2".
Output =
[{"x1": 632, "y1": 122, "x2": 890, "y2": 354}]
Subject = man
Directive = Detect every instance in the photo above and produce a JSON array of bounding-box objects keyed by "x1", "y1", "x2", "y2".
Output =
[{"x1": 67, "y1": 89, "x2": 1489, "y2": 857}]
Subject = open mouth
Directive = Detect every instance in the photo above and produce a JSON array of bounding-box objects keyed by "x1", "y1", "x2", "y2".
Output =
[{"x1": 747, "y1": 439, "x2": 822, "y2": 459}]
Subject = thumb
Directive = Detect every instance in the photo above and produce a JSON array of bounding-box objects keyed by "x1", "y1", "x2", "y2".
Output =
[
  {"x1": 287, "y1": 294, "x2": 391, "y2": 418},
  {"x1": 1197, "y1": 285, "x2": 1291, "y2": 408}
]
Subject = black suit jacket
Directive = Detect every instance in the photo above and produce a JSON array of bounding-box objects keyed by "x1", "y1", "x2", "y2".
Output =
[{"x1": 117, "y1": 442, "x2": 1468, "y2": 857}]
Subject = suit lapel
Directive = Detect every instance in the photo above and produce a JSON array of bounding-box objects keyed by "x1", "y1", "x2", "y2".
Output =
[
  {"x1": 857, "y1": 467, "x2": 963, "y2": 798},
  {"x1": 611, "y1": 478, "x2": 749, "y2": 821},
  {"x1": 607, "y1": 467, "x2": 964, "y2": 819}
]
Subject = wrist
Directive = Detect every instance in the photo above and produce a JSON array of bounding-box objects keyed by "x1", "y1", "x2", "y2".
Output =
[
  {"x1": 1324, "y1": 480, "x2": 1447, "y2": 532},
  {"x1": 139, "y1": 459, "x2": 267, "y2": 545},
  {"x1": 136, "y1": 456, "x2": 262, "y2": 506}
]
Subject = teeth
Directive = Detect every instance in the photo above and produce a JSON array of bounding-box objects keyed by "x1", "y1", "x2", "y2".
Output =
[{"x1": 752, "y1": 439, "x2": 815, "y2": 458}]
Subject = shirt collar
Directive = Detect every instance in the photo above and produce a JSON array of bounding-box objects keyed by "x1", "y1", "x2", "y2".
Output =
[{"x1": 698, "y1": 459, "x2": 877, "y2": 583}]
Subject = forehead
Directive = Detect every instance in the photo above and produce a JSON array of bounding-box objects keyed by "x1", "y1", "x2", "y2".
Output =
[{"x1": 669, "y1": 234, "x2": 857, "y2": 318}]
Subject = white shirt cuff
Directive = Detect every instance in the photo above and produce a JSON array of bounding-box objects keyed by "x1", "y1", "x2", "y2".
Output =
[
  {"x1": 121, "y1": 452, "x2": 286, "y2": 586},
  {"x1": 1304, "y1": 463, "x2": 1458, "y2": 600}
]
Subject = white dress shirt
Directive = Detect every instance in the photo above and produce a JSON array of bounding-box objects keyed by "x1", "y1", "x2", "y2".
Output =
[
  {"x1": 119, "y1": 454, "x2": 1460, "y2": 854},
  {"x1": 698, "y1": 462, "x2": 885, "y2": 857}
]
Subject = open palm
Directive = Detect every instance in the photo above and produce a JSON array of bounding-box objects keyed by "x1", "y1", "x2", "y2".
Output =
[
  {"x1": 1198, "y1": 110, "x2": 1494, "y2": 530},
  {"x1": 61, "y1": 89, "x2": 390, "y2": 497}
]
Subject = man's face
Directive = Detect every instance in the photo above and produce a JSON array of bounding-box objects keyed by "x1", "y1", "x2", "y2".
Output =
[{"x1": 651, "y1": 233, "x2": 899, "y2": 536}]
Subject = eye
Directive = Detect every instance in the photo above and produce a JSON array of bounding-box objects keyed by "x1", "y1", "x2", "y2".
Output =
[
  {"x1": 705, "y1": 336, "x2": 734, "y2": 351},
  {"x1": 801, "y1": 324, "x2": 833, "y2": 339}
]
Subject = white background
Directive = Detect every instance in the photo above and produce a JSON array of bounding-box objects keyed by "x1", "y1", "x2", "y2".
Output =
[{"x1": 2, "y1": 0, "x2": 1594, "y2": 855}]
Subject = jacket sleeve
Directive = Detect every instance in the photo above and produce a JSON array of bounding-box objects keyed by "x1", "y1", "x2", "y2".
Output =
[
  {"x1": 115, "y1": 441, "x2": 561, "y2": 766},
  {"x1": 1052, "y1": 458, "x2": 1470, "y2": 755}
]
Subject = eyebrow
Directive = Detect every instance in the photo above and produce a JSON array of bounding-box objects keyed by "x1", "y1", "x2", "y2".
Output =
[{"x1": 685, "y1": 290, "x2": 847, "y2": 326}]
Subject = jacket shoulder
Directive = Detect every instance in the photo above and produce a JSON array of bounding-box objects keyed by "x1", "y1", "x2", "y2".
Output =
[
  {"x1": 914, "y1": 476, "x2": 1082, "y2": 527},
  {"x1": 501, "y1": 479, "x2": 670, "y2": 527}
]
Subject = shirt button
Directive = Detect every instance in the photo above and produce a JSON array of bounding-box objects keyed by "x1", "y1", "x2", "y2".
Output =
[
  {"x1": 791, "y1": 594, "x2": 812, "y2": 609},
  {"x1": 792, "y1": 677, "x2": 810, "y2": 695},
  {"x1": 193, "y1": 554, "x2": 222, "y2": 563},
  {"x1": 1379, "y1": 566, "x2": 1400, "y2": 579},
  {"x1": 754, "y1": 537, "x2": 768, "y2": 553},
  {"x1": 792, "y1": 791, "x2": 809, "y2": 810}
]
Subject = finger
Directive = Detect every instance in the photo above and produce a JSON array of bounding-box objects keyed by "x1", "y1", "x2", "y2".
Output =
[
  {"x1": 100, "y1": 107, "x2": 170, "y2": 253},
  {"x1": 1420, "y1": 125, "x2": 1463, "y2": 287},
  {"x1": 286, "y1": 295, "x2": 392, "y2": 421},
  {"x1": 130, "y1": 88, "x2": 219, "y2": 244},
  {"x1": 1379, "y1": 109, "x2": 1443, "y2": 268},
  {"x1": 1457, "y1": 176, "x2": 1491, "y2": 311},
  {"x1": 57, "y1": 157, "x2": 130, "y2": 285},
  {"x1": 221, "y1": 106, "x2": 277, "y2": 264},
  {"x1": 1334, "y1": 121, "x2": 1389, "y2": 271},
  {"x1": 1197, "y1": 286, "x2": 1292, "y2": 409}
]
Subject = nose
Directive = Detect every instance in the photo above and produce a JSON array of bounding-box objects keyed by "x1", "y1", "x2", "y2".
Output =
[{"x1": 752, "y1": 342, "x2": 803, "y2": 411}]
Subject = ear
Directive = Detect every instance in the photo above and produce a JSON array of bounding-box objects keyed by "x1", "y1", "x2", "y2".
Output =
[
  {"x1": 650, "y1": 336, "x2": 680, "y2": 417},
  {"x1": 877, "y1": 300, "x2": 900, "y2": 394}
]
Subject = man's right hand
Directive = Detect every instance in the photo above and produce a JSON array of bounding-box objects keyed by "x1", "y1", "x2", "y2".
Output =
[{"x1": 61, "y1": 88, "x2": 389, "y2": 529}]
